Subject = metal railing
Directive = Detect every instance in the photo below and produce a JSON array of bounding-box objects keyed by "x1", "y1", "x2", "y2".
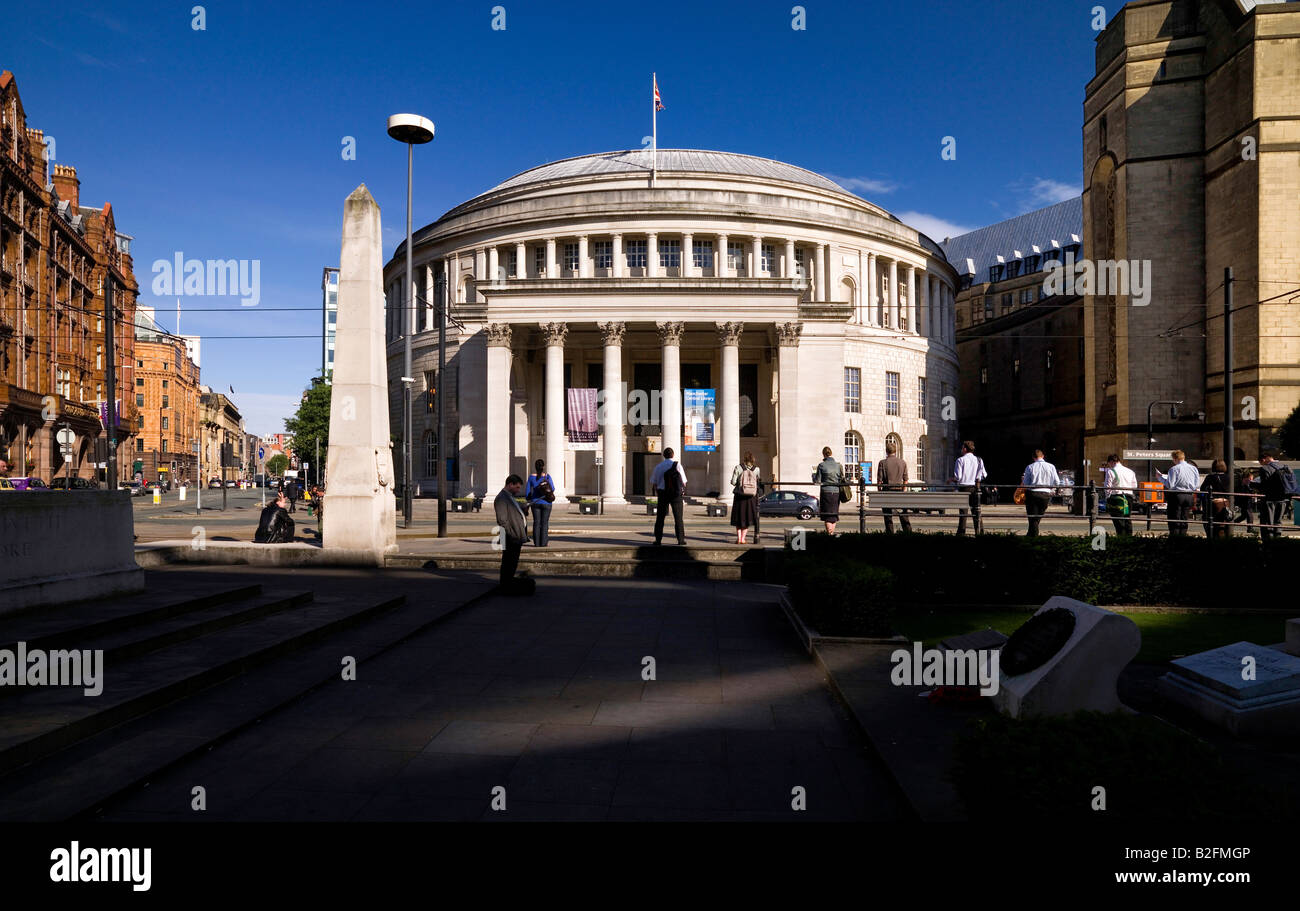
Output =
[{"x1": 759, "y1": 477, "x2": 1298, "y2": 537}]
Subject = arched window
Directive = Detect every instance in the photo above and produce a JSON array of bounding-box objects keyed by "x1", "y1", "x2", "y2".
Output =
[
  {"x1": 885, "y1": 432, "x2": 903, "y2": 462},
  {"x1": 843, "y1": 430, "x2": 863, "y2": 481},
  {"x1": 841, "y1": 276, "x2": 858, "y2": 323}
]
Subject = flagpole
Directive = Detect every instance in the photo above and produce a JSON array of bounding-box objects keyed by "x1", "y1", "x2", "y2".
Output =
[{"x1": 651, "y1": 72, "x2": 657, "y2": 186}]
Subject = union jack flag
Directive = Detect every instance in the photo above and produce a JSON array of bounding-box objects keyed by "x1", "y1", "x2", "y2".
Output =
[{"x1": 654, "y1": 75, "x2": 664, "y2": 112}]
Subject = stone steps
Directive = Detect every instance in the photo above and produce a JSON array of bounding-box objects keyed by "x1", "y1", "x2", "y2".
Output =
[
  {"x1": 0, "y1": 571, "x2": 496, "y2": 821},
  {"x1": 386, "y1": 546, "x2": 770, "y2": 581}
]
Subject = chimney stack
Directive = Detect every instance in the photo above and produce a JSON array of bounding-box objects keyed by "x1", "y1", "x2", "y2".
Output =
[
  {"x1": 25, "y1": 127, "x2": 46, "y2": 185},
  {"x1": 52, "y1": 163, "x2": 79, "y2": 209}
]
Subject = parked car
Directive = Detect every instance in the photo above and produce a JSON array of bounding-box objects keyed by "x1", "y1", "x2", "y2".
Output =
[
  {"x1": 225, "y1": 480, "x2": 237, "y2": 488},
  {"x1": 118, "y1": 480, "x2": 142, "y2": 495},
  {"x1": 11, "y1": 477, "x2": 48, "y2": 490},
  {"x1": 208, "y1": 478, "x2": 223, "y2": 489},
  {"x1": 756, "y1": 489, "x2": 819, "y2": 521},
  {"x1": 0, "y1": 478, "x2": 15, "y2": 492},
  {"x1": 49, "y1": 477, "x2": 98, "y2": 490}
]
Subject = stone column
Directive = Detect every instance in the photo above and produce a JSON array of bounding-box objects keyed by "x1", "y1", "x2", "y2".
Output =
[
  {"x1": 715, "y1": 232, "x2": 728, "y2": 278},
  {"x1": 717, "y1": 321, "x2": 743, "y2": 488},
  {"x1": 546, "y1": 238, "x2": 557, "y2": 279},
  {"x1": 784, "y1": 239, "x2": 796, "y2": 280},
  {"x1": 542, "y1": 322, "x2": 567, "y2": 498},
  {"x1": 751, "y1": 236, "x2": 763, "y2": 277},
  {"x1": 598, "y1": 321, "x2": 627, "y2": 505},
  {"x1": 657, "y1": 321, "x2": 684, "y2": 458},
  {"x1": 515, "y1": 242, "x2": 526, "y2": 280},
  {"x1": 919, "y1": 271, "x2": 930, "y2": 337},
  {"x1": 865, "y1": 253, "x2": 876, "y2": 324},
  {"x1": 682, "y1": 232, "x2": 694, "y2": 277},
  {"x1": 325, "y1": 185, "x2": 396, "y2": 561},
  {"x1": 815, "y1": 244, "x2": 826, "y2": 300},
  {"x1": 578, "y1": 235, "x2": 589, "y2": 279},
  {"x1": 775, "y1": 321, "x2": 802, "y2": 487},
  {"x1": 474, "y1": 249, "x2": 486, "y2": 301},
  {"x1": 907, "y1": 265, "x2": 918, "y2": 333},
  {"x1": 612, "y1": 234, "x2": 623, "y2": 278},
  {"x1": 647, "y1": 233, "x2": 659, "y2": 278},
  {"x1": 485, "y1": 323, "x2": 513, "y2": 495},
  {"x1": 424, "y1": 263, "x2": 435, "y2": 331},
  {"x1": 889, "y1": 259, "x2": 899, "y2": 329}
]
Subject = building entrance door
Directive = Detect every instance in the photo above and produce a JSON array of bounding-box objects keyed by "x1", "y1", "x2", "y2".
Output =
[{"x1": 631, "y1": 452, "x2": 656, "y2": 496}]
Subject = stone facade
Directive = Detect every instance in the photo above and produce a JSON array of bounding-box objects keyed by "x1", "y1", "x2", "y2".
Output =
[
  {"x1": 382, "y1": 149, "x2": 960, "y2": 501},
  {"x1": 1081, "y1": 0, "x2": 1300, "y2": 467},
  {"x1": 0, "y1": 70, "x2": 140, "y2": 484},
  {"x1": 133, "y1": 307, "x2": 201, "y2": 484}
]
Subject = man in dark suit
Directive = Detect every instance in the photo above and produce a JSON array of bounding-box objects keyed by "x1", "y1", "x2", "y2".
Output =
[
  {"x1": 878, "y1": 441, "x2": 912, "y2": 533},
  {"x1": 493, "y1": 474, "x2": 529, "y2": 591}
]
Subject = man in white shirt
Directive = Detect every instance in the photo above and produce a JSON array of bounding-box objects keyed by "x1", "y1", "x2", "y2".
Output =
[
  {"x1": 649, "y1": 447, "x2": 688, "y2": 545},
  {"x1": 1020, "y1": 449, "x2": 1060, "y2": 537},
  {"x1": 1103, "y1": 454, "x2": 1138, "y2": 536},
  {"x1": 1157, "y1": 450, "x2": 1200, "y2": 537},
  {"x1": 952, "y1": 441, "x2": 985, "y2": 535}
]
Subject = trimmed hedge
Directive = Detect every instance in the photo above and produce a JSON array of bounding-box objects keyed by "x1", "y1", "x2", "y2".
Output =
[
  {"x1": 952, "y1": 711, "x2": 1285, "y2": 821},
  {"x1": 786, "y1": 532, "x2": 1300, "y2": 607},
  {"x1": 785, "y1": 555, "x2": 896, "y2": 636}
]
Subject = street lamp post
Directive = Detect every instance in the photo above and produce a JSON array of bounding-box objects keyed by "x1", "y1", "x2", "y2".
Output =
[{"x1": 386, "y1": 113, "x2": 435, "y2": 531}]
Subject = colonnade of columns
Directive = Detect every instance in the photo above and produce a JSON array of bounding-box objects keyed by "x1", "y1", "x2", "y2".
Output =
[{"x1": 484, "y1": 319, "x2": 753, "y2": 504}]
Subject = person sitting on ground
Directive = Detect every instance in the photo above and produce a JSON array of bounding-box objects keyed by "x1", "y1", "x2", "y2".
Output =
[{"x1": 254, "y1": 490, "x2": 296, "y2": 544}]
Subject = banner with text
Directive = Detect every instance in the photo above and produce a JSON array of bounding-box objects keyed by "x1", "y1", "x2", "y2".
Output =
[{"x1": 684, "y1": 388, "x2": 716, "y2": 452}]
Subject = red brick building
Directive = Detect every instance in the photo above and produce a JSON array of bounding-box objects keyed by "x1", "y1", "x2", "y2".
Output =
[{"x1": 0, "y1": 70, "x2": 139, "y2": 483}]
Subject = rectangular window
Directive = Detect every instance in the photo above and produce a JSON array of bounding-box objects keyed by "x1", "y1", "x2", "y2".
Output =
[
  {"x1": 534, "y1": 246, "x2": 546, "y2": 276},
  {"x1": 692, "y1": 240, "x2": 713, "y2": 270},
  {"x1": 507, "y1": 250, "x2": 518, "y2": 276},
  {"x1": 916, "y1": 440, "x2": 927, "y2": 482},
  {"x1": 162, "y1": 379, "x2": 169, "y2": 389},
  {"x1": 659, "y1": 239, "x2": 680, "y2": 269},
  {"x1": 161, "y1": 440, "x2": 168, "y2": 453},
  {"x1": 137, "y1": 438, "x2": 144, "y2": 452},
  {"x1": 918, "y1": 376, "x2": 927, "y2": 419},
  {"x1": 564, "y1": 242, "x2": 579, "y2": 271},
  {"x1": 625, "y1": 240, "x2": 647, "y2": 269},
  {"x1": 984, "y1": 298, "x2": 993, "y2": 321},
  {"x1": 594, "y1": 241, "x2": 612, "y2": 269},
  {"x1": 761, "y1": 244, "x2": 774, "y2": 274},
  {"x1": 136, "y1": 378, "x2": 144, "y2": 387},
  {"x1": 96, "y1": 345, "x2": 103, "y2": 369},
  {"x1": 1001, "y1": 293, "x2": 1012, "y2": 314},
  {"x1": 136, "y1": 393, "x2": 144, "y2": 407},
  {"x1": 728, "y1": 243, "x2": 746, "y2": 275},
  {"x1": 844, "y1": 367, "x2": 861, "y2": 413},
  {"x1": 161, "y1": 416, "x2": 169, "y2": 430},
  {"x1": 740, "y1": 363, "x2": 759, "y2": 436},
  {"x1": 1007, "y1": 261, "x2": 1021, "y2": 279},
  {"x1": 885, "y1": 371, "x2": 900, "y2": 416},
  {"x1": 162, "y1": 395, "x2": 169, "y2": 408},
  {"x1": 425, "y1": 370, "x2": 436, "y2": 412},
  {"x1": 989, "y1": 265, "x2": 1004, "y2": 283}
]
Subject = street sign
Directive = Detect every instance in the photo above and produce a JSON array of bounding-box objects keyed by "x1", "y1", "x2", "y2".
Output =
[
  {"x1": 63, "y1": 454, "x2": 72, "y2": 463},
  {"x1": 1123, "y1": 449, "x2": 1175, "y2": 461},
  {"x1": 56, "y1": 428, "x2": 75, "y2": 447},
  {"x1": 594, "y1": 455, "x2": 604, "y2": 466},
  {"x1": 258, "y1": 447, "x2": 265, "y2": 460},
  {"x1": 302, "y1": 462, "x2": 309, "y2": 470}
]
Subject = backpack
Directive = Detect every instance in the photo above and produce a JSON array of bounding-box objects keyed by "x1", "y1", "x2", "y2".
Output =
[
  {"x1": 535, "y1": 475, "x2": 555, "y2": 503},
  {"x1": 739, "y1": 466, "x2": 758, "y2": 496},
  {"x1": 1267, "y1": 463, "x2": 1298, "y2": 498},
  {"x1": 660, "y1": 461, "x2": 683, "y2": 499}
]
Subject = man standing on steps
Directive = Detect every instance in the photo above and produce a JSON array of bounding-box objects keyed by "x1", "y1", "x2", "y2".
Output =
[
  {"x1": 494, "y1": 474, "x2": 530, "y2": 592},
  {"x1": 650, "y1": 447, "x2": 688, "y2": 545}
]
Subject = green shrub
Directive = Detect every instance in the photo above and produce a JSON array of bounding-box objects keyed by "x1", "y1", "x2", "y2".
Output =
[
  {"x1": 952, "y1": 711, "x2": 1285, "y2": 821},
  {"x1": 785, "y1": 555, "x2": 896, "y2": 636},
  {"x1": 785, "y1": 532, "x2": 1300, "y2": 607}
]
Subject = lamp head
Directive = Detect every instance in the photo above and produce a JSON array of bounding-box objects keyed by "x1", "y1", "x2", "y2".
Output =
[{"x1": 386, "y1": 113, "x2": 435, "y2": 144}]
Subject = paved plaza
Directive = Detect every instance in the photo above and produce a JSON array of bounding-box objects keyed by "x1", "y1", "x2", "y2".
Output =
[{"x1": 95, "y1": 575, "x2": 906, "y2": 822}]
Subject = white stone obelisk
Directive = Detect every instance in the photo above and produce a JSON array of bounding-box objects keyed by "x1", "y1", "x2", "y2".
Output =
[{"x1": 323, "y1": 185, "x2": 397, "y2": 562}]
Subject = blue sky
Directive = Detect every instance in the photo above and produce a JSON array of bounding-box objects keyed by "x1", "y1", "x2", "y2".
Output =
[{"x1": 4, "y1": 0, "x2": 1099, "y2": 434}]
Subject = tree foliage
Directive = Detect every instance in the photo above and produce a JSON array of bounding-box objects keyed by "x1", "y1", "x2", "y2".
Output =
[
  {"x1": 1279, "y1": 401, "x2": 1300, "y2": 459},
  {"x1": 266, "y1": 453, "x2": 289, "y2": 475},
  {"x1": 285, "y1": 379, "x2": 332, "y2": 476}
]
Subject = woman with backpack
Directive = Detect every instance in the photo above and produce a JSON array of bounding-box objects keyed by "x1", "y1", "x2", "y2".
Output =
[
  {"x1": 812, "y1": 446, "x2": 845, "y2": 534},
  {"x1": 729, "y1": 451, "x2": 761, "y2": 544},
  {"x1": 524, "y1": 459, "x2": 557, "y2": 547}
]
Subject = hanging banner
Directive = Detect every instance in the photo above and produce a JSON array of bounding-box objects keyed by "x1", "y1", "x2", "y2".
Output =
[
  {"x1": 683, "y1": 388, "x2": 716, "y2": 452},
  {"x1": 567, "y1": 387, "x2": 600, "y2": 450}
]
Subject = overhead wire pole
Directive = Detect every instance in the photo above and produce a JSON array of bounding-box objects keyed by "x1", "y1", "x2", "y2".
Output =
[
  {"x1": 103, "y1": 274, "x2": 118, "y2": 489},
  {"x1": 1224, "y1": 266, "x2": 1234, "y2": 521},
  {"x1": 437, "y1": 269, "x2": 448, "y2": 537}
]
